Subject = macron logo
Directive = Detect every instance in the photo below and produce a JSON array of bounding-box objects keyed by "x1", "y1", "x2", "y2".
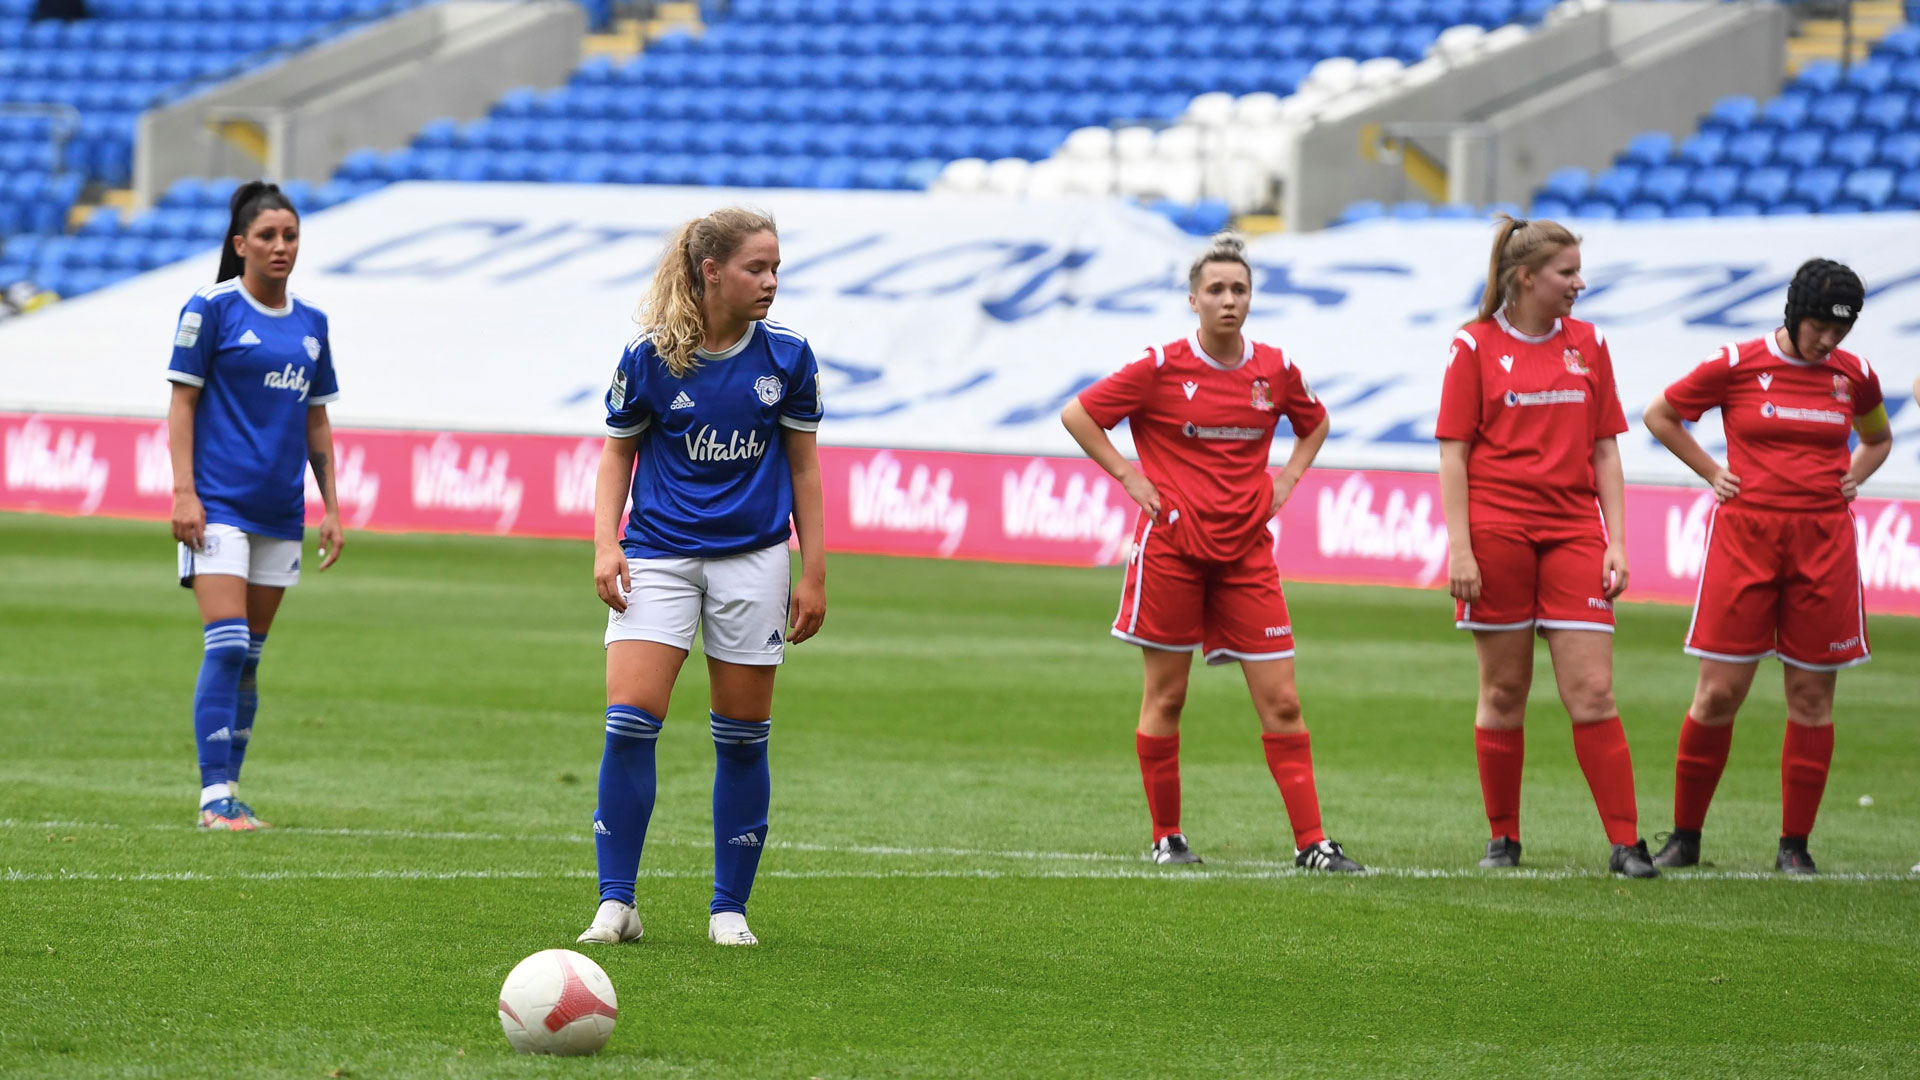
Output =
[
  {"x1": 1181, "y1": 381, "x2": 1198, "y2": 400},
  {"x1": 264, "y1": 363, "x2": 310, "y2": 402},
  {"x1": 670, "y1": 391, "x2": 696, "y2": 411},
  {"x1": 727, "y1": 833, "x2": 762, "y2": 847},
  {"x1": 685, "y1": 425, "x2": 766, "y2": 463}
]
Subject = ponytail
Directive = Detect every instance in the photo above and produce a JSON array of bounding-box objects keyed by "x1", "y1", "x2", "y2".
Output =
[
  {"x1": 1471, "y1": 213, "x2": 1579, "y2": 325},
  {"x1": 217, "y1": 180, "x2": 298, "y2": 283},
  {"x1": 637, "y1": 207, "x2": 777, "y2": 378}
]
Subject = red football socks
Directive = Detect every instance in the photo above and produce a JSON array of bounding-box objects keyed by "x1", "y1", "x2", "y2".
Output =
[
  {"x1": 1261, "y1": 731, "x2": 1326, "y2": 849},
  {"x1": 1474, "y1": 726, "x2": 1524, "y2": 841},
  {"x1": 1571, "y1": 716, "x2": 1640, "y2": 847},
  {"x1": 1135, "y1": 730, "x2": 1182, "y2": 842},
  {"x1": 1673, "y1": 714, "x2": 1735, "y2": 832},
  {"x1": 1781, "y1": 721, "x2": 1834, "y2": 840}
]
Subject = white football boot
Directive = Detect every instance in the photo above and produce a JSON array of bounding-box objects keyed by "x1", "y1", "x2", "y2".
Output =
[
  {"x1": 708, "y1": 911, "x2": 759, "y2": 946},
  {"x1": 576, "y1": 899, "x2": 643, "y2": 944}
]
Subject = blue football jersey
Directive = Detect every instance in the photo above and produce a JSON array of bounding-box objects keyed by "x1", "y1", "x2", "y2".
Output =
[
  {"x1": 165, "y1": 280, "x2": 339, "y2": 541},
  {"x1": 605, "y1": 319, "x2": 823, "y2": 559}
]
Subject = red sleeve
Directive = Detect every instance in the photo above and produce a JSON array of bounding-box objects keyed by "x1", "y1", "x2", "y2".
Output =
[
  {"x1": 1077, "y1": 348, "x2": 1159, "y2": 430},
  {"x1": 1853, "y1": 360, "x2": 1885, "y2": 418},
  {"x1": 1593, "y1": 334, "x2": 1628, "y2": 438},
  {"x1": 1434, "y1": 331, "x2": 1482, "y2": 442},
  {"x1": 1280, "y1": 356, "x2": 1328, "y2": 436},
  {"x1": 1663, "y1": 347, "x2": 1735, "y2": 422}
]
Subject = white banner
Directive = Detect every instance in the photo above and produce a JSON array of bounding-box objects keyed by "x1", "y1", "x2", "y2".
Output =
[{"x1": 2, "y1": 183, "x2": 1917, "y2": 490}]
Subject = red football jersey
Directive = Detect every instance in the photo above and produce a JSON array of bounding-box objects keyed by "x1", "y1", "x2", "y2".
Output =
[
  {"x1": 1436, "y1": 312, "x2": 1628, "y2": 530},
  {"x1": 1079, "y1": 334, "x2": 1328, "y2": 563},
  {"x1": 1662, "y1": 332, "x2": 1884, "y2": 514}
]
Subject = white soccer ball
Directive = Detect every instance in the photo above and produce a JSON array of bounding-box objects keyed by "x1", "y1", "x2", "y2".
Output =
[{"x1": 497, "y1": 948, "x2": 618, "y2": 1056}]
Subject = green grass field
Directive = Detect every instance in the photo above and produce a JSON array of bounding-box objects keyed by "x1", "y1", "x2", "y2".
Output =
[{"x1": 2, "y1": 512, "x2": 1917, "y2": 1079}]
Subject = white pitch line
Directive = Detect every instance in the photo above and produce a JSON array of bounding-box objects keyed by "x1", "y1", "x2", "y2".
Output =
[
  {"x1": 3, "y1": 866, "x2": 1915, "y2": 885},
  {"x1": 2, "y1": 821, "x2": 1915, "y2": 882}
]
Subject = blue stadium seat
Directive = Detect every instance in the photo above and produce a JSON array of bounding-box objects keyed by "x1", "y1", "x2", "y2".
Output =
[
  {"x1": 1772, "y1": 130, "x2": 1826, "y2": 170},
  {"x1": 1758, "y1": 93, "x2": 1811, "y2": 132},
  {"x1": 1676, "y1": 131, "x2": 1726, "y2": 168},
  {"x1": 1739, "y1": 165, "x2": 1792, "y2": 206},
  {"x1": 1878, "y1": 26, "x2": 1920, "y2": 60},
  {"x1": 1668, "y1": 201, "x2": 1714, "y2": 219},
  {"x1": 1390, "y1": 200, "x2": 1431, "y2": 220},
  {"x1": 1618, "y1": 130, "x2": 1674, "y2": 167},
  {"x1": 1807, "y1": 93, "x2": 1860, "y2": 132},
  {"x1": 1718, "y1": 199, "x2": 1764, "y2": 217},
  {"x1": 1638, "y1": 164, "x2": 1692, "y2": 208},
  {"x1": 1878, "y1": 131, "x2": 1920, "y2": 170},
  {"x1": 1619, "y1": 200, "x2": 1666, "y2": 221},
  {"x1": 1570, "y1": 200, "x2": 1619, "y2": 220},
  {"x1": 1722, "y1": 130, "x2": 1776, "y2": 169},
  {"x1": 1826, "y1": 131, "x2": 1879, "y2": 170},
  {"x1": 1842, "y1": 58, "x2": 1894, "y2": 94},
  {"x1": 1335, "y1": 200, "x2": 1387, "y2": 225},
  {"x1": 1893, "y1": 170, "x2": 1920, "y2": 208},
  {"x1": 1790, "y1": 166, "x2": 1845, "y2": 210},
  {"x1": 1588, "y1": 165, "x2": 1640, "y2": 207},
  {"x1": 1538, "y1": 166, "x2": 1588, "y2": 202},
  {"x1": 1701, "y1": 95, "x2": 1759, "y2": 135},
  {"x1": 1687, "y1": 165, "x2": 1743, "y2": 207},
  {"x1": 1858, "y1": 91, "x2": 1912, "y2": 132},
  {"x1": 1844, "y1": 166, "x2": 1896, "y2": 209},
  {"x1": 1794, "y1": 60, "x2": 1844, "y2": 95}
]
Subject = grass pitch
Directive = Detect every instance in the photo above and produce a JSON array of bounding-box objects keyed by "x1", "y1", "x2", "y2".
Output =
[{"x1": 1, "y1": 512, "x2": 1916, "y2": 1079}]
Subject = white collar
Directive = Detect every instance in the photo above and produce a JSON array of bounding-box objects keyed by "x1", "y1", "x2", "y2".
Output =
[
  {"x1": 1188, "y1": 332, "x2": 1252, "y2": 371},
  {"x1": 1495, "y1": 308, "x2": 1561, "y2": 345},
  {"x1": 1766, "y1": 327, "x2": 1819, "y2": 367},
  {"x1": 696, "y1": 322, "x2": 757, "y2": 361},
  {"x1": 237, "y1": 280, "x2": 292, "y2": 318}
]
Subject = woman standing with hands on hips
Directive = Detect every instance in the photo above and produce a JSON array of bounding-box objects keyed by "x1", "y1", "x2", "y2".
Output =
[
  {"x1": 166, "y1": 180, "x2": 344, "y2": 832},
  {"x1": 578, "y1": 208, "x2": 826, "y2": 949},
  {"x1": 1641, "y1": 259, "x2": 1891, "y2": 874},
  {"x1": 1437, "y1": 216, "x2": 1655, "y2": 877}
]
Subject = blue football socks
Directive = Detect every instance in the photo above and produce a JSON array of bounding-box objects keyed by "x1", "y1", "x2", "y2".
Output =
[
  {"x1": 710, "y1": 712, "x2": 771, "y2": 916},
  {"x1": 193, "y1": 619, "x2": 250, "y2": 799},
  {"x1": 594, "y1": 705, "x2": 663, "y2": 906},
  {"x1": 229, "y1": 631, "x2": 266, "y2": 782}
]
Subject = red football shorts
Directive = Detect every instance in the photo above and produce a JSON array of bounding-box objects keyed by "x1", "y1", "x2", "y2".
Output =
[
  {"x1": 1455, "y1": 525, "x2": 1616, "y2": 633},
  {"x1": 1685, "y1": 504, "x2": 1869, "y2": 670},
  {"x1": 1112, "y1": 518, "x2": 1295, "y2": 665}
]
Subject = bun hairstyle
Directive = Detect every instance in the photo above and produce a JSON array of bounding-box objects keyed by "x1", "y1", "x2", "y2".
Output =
[
  {"x1": 639, "y1": 206, "x2": 778, "y2": 378},
  {"x1": 1472, "y1": 213, "x2": 1579, "y2": 325},
  {"x1": 216, "y1": 180, "x2": 298, "y2": 283},
  {"x1": 1187, "y1": 233, "x2": 1251, "y2": 290},
  {"x1": 1784, "y1": 258, "x2": 1864, "y2": 341}
]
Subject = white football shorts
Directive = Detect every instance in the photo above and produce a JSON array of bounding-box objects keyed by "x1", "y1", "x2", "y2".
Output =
[
  {"x1": 178, "y1": 523, "x2": 302, "y2": 588},
  {"x1": 605, "y1": 542, "x2": 790, "y2": 666}
]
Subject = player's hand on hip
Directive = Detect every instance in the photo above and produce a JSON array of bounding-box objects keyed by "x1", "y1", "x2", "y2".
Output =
[
  {"x1": 789, "y1": 574, "x2": 826, "y2": 644},
  {"x1": 171, "y1": 491, "x2": 205, "y2": 549},
  {"x1": 317, "y1": 513, "x2": 344, "y2": 571},
  {"x1": 1448, "y1": 547, "x2": 1481, "y2": 603},
  {"x1": 1840, "y1": 475, "x2": 1860, "y2": 502},
  {"x1": 594, "y1": 544, "x2": 630, "y2": 612},
  {"x1": 1709, "y1": 467, "x2": 1740, "y2": 503},
  {"x1": 1270, "y1": 472, "x2": 1298, "y2": 515},
  {"x1": 1602, "y1": 542, "x2": 1629, "y2": 600},
  {"x1": 1121, "y1": 472, "x2": 1162, "y2": 518}
]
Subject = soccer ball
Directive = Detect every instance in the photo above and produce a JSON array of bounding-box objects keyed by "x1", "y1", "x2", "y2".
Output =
[{"x1": 496, "y1": 948, "x2": 618, "y2": 1056}]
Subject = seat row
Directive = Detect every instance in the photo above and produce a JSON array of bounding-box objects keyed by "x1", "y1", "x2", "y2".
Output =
[
  {"x1": 719, "y1": 0, "x2": 1542, "y2": 28},
  {"x1": 338, "y1": 147, "x2": 944, "y2": 189},
  {"x1": 1540, "y1": 163, "x2": 1920, "y2": 216}
]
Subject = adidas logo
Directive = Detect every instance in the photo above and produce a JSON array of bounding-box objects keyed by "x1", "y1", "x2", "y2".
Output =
[
  {"x1": 670, "y1": 391, "x2": 696, "y2": 410},
  {"x1": 238, "y1": 330, "x2": 261, "y2": 346},
  {"x1": 765, "y1": 630, "x2": 783, "y2": 648},
  {"x1": 205, "y1": 726, "x2": 231, "y2": 742},
  {"x1": 593, "y1": 820, "x2": 611, "y2": 836},
  {"x1": 727, "y1": 833, "x2": 762, "y2": 847}
]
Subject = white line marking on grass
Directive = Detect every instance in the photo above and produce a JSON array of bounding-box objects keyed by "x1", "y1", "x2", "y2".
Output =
[
  {"x1": 3, "y1": 866, "x2": 1915, "y2": 885},
  {"x1": 3, "y1": 823, "x2": 1914, "y2": 882}
]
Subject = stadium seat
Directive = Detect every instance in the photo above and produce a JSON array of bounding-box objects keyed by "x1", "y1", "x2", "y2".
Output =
[
  {"x1": 1617, "y1": 130, "x2": 1674, "y2": 167},
  {"x1": 1878, "y1": 131, "x2": 1920, "y2": 170},
  {"x1": 1772, "y1": 130, "x2": 1827, "y2": 170},
  {"x1": 1790, "y1": 166, "x2": 1845, "y2": 210},
  {"x1": 1538, "y1": 166, "x2": 1589, "y2": 203},
  {"x1": 1722, "y1": 130, "x2": 1776, "y2": 169},
  {"x1": 1587, "y1": 165, "x2": 1640, "y2": 207},
  {"x1": 1675, "y1": 131, "x2": 1726, "y2": 168},
  {"x1": 1701, "y1": 94, "x2": 1760, "y2": 134},
  {"x1": 1844, "y1": 166, "x2": 1897, "y2": 209}
]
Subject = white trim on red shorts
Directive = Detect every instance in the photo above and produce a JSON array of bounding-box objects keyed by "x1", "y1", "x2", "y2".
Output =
[
  {"x1": 1777, "y1": 651, "x2": 1872, "y2": 672},
  {"x1": 1119, "y1": 520, "x2": 1153, "y2": 635},
  {"x1": 1456, "y1": 618, "x2": 1535, "y2": 632},
  {"x1": 1204, "y1": 647, "x2": 1295, "y2": 666},
  {"x1": 1537, "y1": 619, "x2": 1615, "y2": 634},
  {"x1": 1111, "y1": 629, "x2": 1202, "y2": 652},
  {"x1": 1682, "y1": 503, "x2": 1720, "y2": 649},
  {"x1": 1684, "y1": 646, "x2": 1776, "y2": 664}
]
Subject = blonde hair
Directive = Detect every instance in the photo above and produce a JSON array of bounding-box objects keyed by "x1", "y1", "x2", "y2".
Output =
[
  {"x1": 1187, "y1": 233, "x2": 1251, "y2": 290},
  {"x1": 1473, "y1": 214, "x2": 1579, "y2": 325},
  {"x1": 638, "y1": 207, "x2": 777, "y2": 377}
]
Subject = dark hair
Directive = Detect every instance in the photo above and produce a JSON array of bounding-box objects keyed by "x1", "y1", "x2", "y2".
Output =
[
  {"x1": 1784, "y1": 258, "x2": 1864, "y2": 341},
  {"x1": 216, "y1": 180, "x2": 299, "y2": 283},
  {"x1": 1187, "y1": 233, "x2": 1251, "y2": 290}
]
